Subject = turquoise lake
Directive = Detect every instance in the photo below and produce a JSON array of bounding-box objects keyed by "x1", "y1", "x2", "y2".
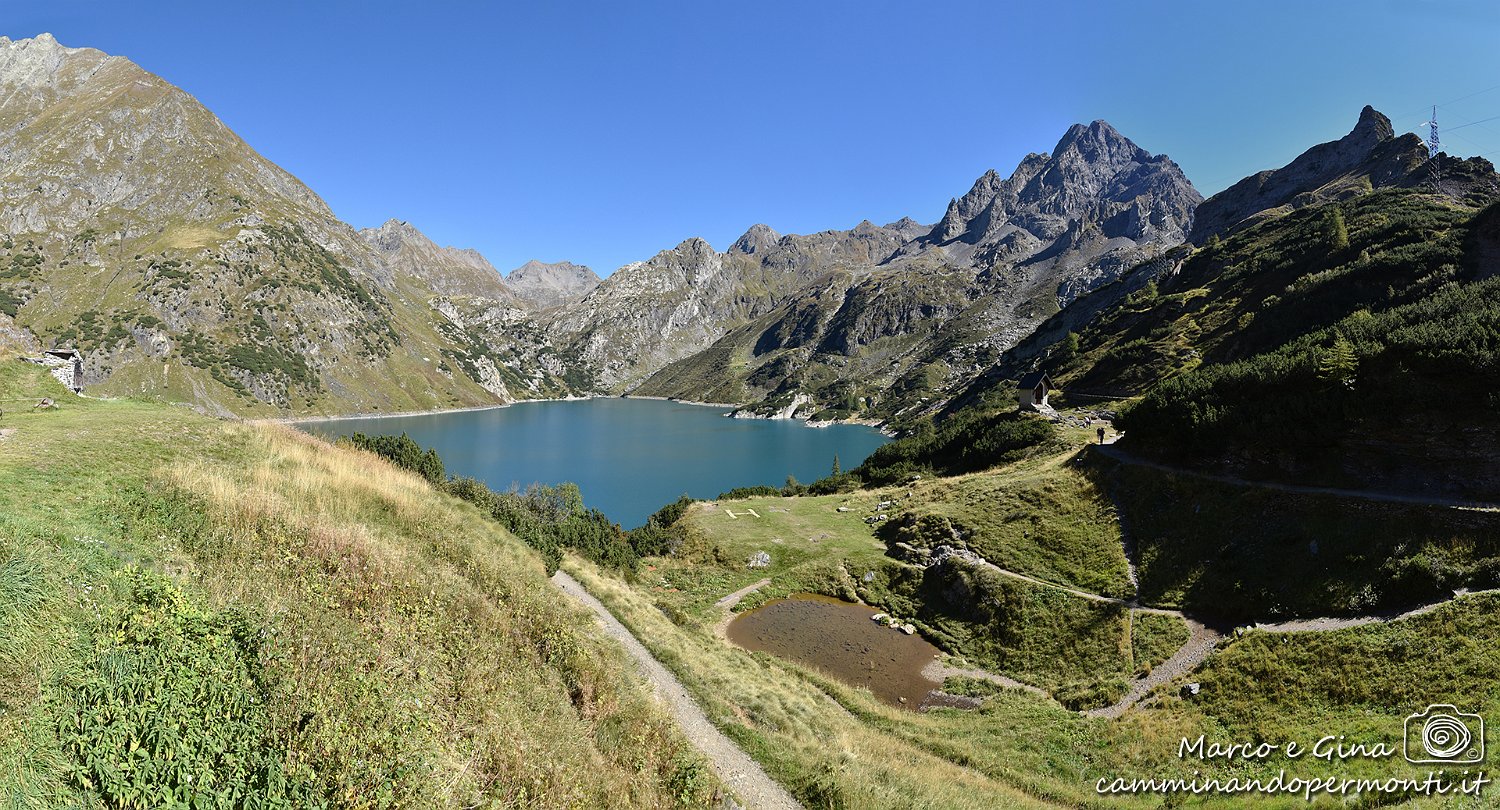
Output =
[{"x1": 298, "y1": 398, "x2": 888, "y2": 528}]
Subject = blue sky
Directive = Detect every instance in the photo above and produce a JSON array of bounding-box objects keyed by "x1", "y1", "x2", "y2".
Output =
[{"x1": 5, "y1": 1, "x2": 1499, "y2": 275}]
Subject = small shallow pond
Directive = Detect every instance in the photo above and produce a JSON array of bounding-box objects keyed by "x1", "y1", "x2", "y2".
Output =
[{"x1": 726, "y1": 594, "x2": 941, "y2": 708}]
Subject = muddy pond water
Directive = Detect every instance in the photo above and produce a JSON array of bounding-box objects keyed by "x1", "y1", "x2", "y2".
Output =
[{"x1": 725, "y1": 594, "x2": 942, "y2": 708}]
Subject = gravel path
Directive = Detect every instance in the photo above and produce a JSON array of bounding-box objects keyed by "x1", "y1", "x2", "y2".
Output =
[
  {"x1": 958, "y1": 551, "x2": 1182, "y2": 617},
  {"x1": 1087, "y1": 618, "x2": 1226, "y2": 719},
  {"x1": 1255, "y1": 587, "x2": 1500, "y2": 633},
  {"x1": 713, "y1": 578, "x2": 771, "y2": 639},
  {"x1": 941, "y1": 550, "x2": 1500, "y2": 717},
  {"x1": 716, "y1": 578, "x2": 772, "y2": 609},
  {"x1": 551, "y1": 571, "x2": 801, "y2": 810}
]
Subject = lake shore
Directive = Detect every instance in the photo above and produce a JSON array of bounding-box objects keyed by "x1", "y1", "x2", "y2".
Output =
[
  {"x1": 260, "y1": 395, "x2": 598, "y2": 425},
  {"x1": 259, "y1": 392, "x2": 891, "y2": 433},
  {"x1": 620, "y1": 394, "x2": 740, "y2": 410}
]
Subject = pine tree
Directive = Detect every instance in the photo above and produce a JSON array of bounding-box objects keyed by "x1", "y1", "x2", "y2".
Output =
[
  {"x1": 1329, "y1": 208, "x2": 1349, "y2": 251},
  {"x1": 831, "y1": 454, "x2": 841, "y2": 476},
  {"x1": 1056, "y1": 331, "x2": 1080, "y2": 363},
  {"x1": 1317, "y1": 331, "x2": 1358, "y2": 385}
]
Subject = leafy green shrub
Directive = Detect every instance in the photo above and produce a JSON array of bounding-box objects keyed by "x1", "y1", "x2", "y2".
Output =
[
  {"x1": 716, "y1": 485, "x2": 781, "y2": 500},
  {"x1": 54, "y1": 570, "x2": 316, "y2": 808},
  {"x1": 343, "y1": 433, "x2": 445, "y2": 484},
  {"x1": 0, "y1": 286, "x2": 23, "y2": 317},
  {"x1": 444, "y1": 478, "x2": 637, "y2": 575},
  {"x1": 629, "y1": 495, "x2": 696, "y2": 557},
  {"x1": 855, "y1": 411, "x2": 1056, "y2": 484}
]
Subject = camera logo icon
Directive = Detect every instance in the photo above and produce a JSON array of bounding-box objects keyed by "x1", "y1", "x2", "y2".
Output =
[{"x1": 1404, "y1": 705, "x2": 1484, "y2": 764}]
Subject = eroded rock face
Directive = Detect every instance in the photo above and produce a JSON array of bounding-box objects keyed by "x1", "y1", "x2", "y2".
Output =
[
  {"x1": 544, "y1": 220, "x2": 924, "y2": 391},
  {"x1": 360, "y1": 219, "x2": 518, "y2": 302}
]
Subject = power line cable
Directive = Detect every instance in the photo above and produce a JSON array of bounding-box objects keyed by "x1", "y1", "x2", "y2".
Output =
[
  {"x1": 1447, "y1": 114, "x2": 1500, "y2": 132},
  {"x1": 1393, "y1": 83, "x2": 1500, "y2": 122}
]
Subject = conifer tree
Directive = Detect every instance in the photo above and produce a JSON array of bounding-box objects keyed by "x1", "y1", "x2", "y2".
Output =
[
  {"x1": 1329, "y1": 208, "x2": 1349, "y2": 251},
  {"x1": 1317, "y1": 331, "x2": 1358, "y2": 385}
]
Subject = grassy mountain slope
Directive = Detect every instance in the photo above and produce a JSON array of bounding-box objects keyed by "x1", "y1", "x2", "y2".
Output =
[
  {"x1": 0, "y1": 35, "x2": 575, "y2": 417},
  {"x1": 0, "y1": 357, "x2": 717, "y2": 807},
  {"x1": 1046, "y1": 189, "x2": 1500, "y2": 497}
]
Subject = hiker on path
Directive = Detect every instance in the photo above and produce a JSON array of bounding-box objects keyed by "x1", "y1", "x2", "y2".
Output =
[{"x1": 1097, "y1": 427, "x2": 1106, "y2": 444}]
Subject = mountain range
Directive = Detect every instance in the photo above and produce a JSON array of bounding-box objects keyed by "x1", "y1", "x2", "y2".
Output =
[{"x1": 1, "y1": 33, "x2": 1495, "y2": 422}]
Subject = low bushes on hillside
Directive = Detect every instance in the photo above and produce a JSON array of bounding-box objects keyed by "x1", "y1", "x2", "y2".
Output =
[
  {"x1": 342, "y1": 433, "x2": 672, "y2": 574},
  {"x1": 1117, "y1": 273, "x2": 1500, "y2": 492},
  {"x1": 342, "y1": 432, "x2": 444, "y2": 483},
  {"x1": 854, "y1": 410, "x2": 1057, "y2": 485}
]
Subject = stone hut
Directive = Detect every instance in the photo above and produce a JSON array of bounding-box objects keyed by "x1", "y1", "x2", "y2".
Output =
[{"x1": 23, "y1": 348, "x2": 84, "y2": 393}]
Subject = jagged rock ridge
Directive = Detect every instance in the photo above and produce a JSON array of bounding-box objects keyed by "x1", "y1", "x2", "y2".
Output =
[
  {"x1": 1190, "y1": 106, "x2": 1453, "y2": 244},
  {"x1": 625, "y1": 121, "x2": 1201, "y2": 419}
]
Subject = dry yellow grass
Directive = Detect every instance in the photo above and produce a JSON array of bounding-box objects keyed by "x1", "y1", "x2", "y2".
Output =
[{"x1": 0, "y1": 386, "x2": 721, "y2": 808}]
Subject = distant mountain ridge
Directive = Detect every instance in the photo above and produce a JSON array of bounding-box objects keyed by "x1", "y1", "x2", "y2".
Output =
[
  {"x1": 507, "y1": 260, "x2": 600, "y2": 309},
  {"x1": 7, "y1": 33, "x2": 1490, "y2": 425},
  {"x1": 1188, "y1": 105, "x2": 1497, "y2": 244},
  {"x1": 627, "y1": 120, "x2": 1201, "y2": 419},
  {"x1": 361, "y1": 219, "x2": 518, "y2": 302}
]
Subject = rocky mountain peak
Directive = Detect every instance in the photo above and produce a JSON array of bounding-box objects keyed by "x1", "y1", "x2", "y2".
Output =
[
  {"x1": 1188, "y1": 105, "x2": 1426, "y2": 243},
  {"x1": 507, "y1": 259, "x2": 600, "y2": 310},
  {"x1": 1351, "y1": 104, "x2": 1396, "y2": 147},
  {"x1": 0, "y1": 33, "x2": 108, "y2": 93},
  {"x1": 1051, "y1": 120, "x2": 1151, "y2": 168},
  {"x1": 363, "y1": 219, "x2": 426, "y2": 252},
  {"x1": 912, "y1": 120, "x2": 1197, "y2": 255},
  {"x1": 358, "y1": 218, "x2": 513, "y2": 302},
  {"x1": 731, "y1": 223, "x2": 781, "y2": 255}
]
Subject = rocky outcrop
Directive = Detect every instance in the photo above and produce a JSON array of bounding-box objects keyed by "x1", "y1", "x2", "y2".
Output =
[
  {"x1": 546, "y1": 219, "x2": 924, "y2": 391},
  {"x1": 0, "y1": 312, "x2": 39, "y2": 353},
  {"x1": 506, "y1": 260, "x2": 600, "y2": 310},
  {"x1": 1188, "y1": 106, "x2": 1428, "y2": 244}
]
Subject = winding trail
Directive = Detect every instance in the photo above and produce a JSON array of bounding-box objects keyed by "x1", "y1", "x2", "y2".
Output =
[
  {"x1": 1254, "y1": 587, "x2": 1500, "y2": 633},
  {"x1": 561, "y1": 437, "x2": 1500, "y2": 756},
  {"x1": 1094, "y1": 443, "x2": 1500, "y2": 512},
  {"x1": 921, "y1": 659, "x2": 1047, "y2": 698},
  {"x1": 551, "y1": 571, "x2": 801, "y2": 810},
  {"x1": 1087, "y1": 618, "x2": 1224, "y2": 719},
  {"x1": 932, "y1": 547, "x2": 1500, "y2": 718}
]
